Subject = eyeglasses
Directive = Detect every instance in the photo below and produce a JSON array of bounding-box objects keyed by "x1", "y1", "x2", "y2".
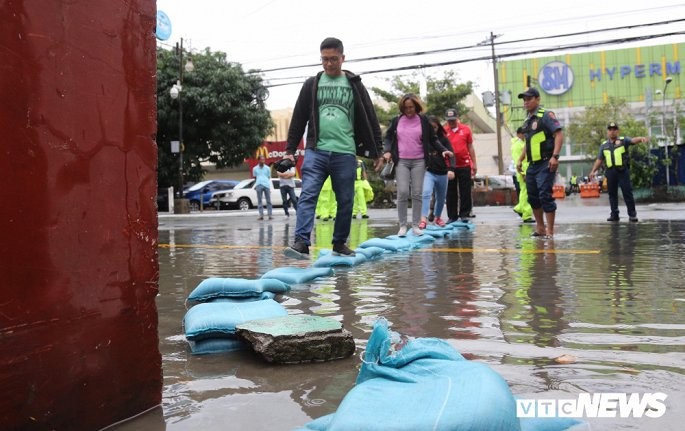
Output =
[{"x1": 320, "y1": 56, "x2": 341, "y2": 63}]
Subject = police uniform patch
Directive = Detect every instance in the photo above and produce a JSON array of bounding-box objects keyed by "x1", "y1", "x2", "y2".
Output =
[{"x1": 532, "y1": 120, "x2": 538, "y2": 131}]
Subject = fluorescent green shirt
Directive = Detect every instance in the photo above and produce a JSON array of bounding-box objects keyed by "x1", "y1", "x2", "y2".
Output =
[{"x1": 317, "y1": 73, "x2": 355, "y2": 154}]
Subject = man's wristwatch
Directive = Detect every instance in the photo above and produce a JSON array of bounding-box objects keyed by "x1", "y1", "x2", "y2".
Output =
[{"x1": 552, "y1": 154, "x2": 560, "y2": 160}]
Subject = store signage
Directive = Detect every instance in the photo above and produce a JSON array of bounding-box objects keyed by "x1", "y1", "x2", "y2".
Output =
[
  {"x1": 539, "y1": 61, "x2": 574, "y2": 95},
  {"x1": 589, "y1": 61, "x2": 680, "y2": 82}
]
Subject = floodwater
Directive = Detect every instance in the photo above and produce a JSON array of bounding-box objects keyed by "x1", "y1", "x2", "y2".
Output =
[{"x1": 113, "y1": 204, "x2": 685, "y2": 431}]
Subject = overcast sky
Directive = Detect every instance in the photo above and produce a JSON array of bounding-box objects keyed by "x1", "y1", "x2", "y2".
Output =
[{"x1": 156, "y1": 0, "x2": 685, "y2": 110}]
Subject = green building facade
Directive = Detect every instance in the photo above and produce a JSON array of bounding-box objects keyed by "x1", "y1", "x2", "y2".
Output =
[{"x1": 499, "y1": 42, "x2": 683, "y2": 177}]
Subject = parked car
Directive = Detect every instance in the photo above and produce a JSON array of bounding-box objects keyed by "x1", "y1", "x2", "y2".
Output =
[
  {"x1": 210, "y1": 178, "x2": 302, "y2": 211},
  {"x1": 183, "y1": 180, "x2": 239, "y2": 211}
]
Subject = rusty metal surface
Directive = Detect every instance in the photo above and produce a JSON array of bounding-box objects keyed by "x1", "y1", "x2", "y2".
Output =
[{"x1": 0, "y1": 1, "x2": 161, "y2": 429}]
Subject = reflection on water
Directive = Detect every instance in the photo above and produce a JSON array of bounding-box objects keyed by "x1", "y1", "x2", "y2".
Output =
[{"x1": 115, "y1": 219, "x2": 685, "y2": 431}]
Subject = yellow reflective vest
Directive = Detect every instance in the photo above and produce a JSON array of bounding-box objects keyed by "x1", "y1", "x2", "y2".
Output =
[{"x1": 602, "y1": 137, "x2": 628, "y2": 168}]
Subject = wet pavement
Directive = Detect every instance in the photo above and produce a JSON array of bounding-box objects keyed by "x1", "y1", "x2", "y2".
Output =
[{"x1": 112, "y1": 195, "x2": 685, "y2": 431}]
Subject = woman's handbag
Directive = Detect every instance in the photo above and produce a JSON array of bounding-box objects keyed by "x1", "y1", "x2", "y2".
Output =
[{"x1": 380, "y1": 160, "x2": 395, "y2": 180}]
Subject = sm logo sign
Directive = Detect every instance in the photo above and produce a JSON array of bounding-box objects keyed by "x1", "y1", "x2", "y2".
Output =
[{"x1": 538, "y1": 61, "x2": 574, "y2": 95}]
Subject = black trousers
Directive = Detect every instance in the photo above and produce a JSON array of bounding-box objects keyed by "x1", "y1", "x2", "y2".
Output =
[
  {"x1": 446, "y1": 167, "x2": 472, "y2": 220},
  {"x1": 605, "y1": 168, "x2": 636, "y2": 217}
]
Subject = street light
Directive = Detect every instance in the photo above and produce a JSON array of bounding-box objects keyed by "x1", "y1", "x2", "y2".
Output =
[
  {"x1": 657, "y1": 76, "x2": 673, "y2": 186},
  {"x1": 169, "y1": 38, "x2": 194, "y2": 198}
]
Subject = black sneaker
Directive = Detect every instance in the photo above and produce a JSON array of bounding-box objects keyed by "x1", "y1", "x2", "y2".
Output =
[
  {"x1": 332, "y1": 242, "x2": 355, "y2": 257},
  {"x1": 284, "y1": 241, "x2": 309, "y2": 260},
  {"x1": 607, "y1": 216, "x2": 619, "y2": 222},
  {"x1": 361, "y1": 214, "x2": 369, "y2": 219},
  {"x1": 629, "y1": 216, "x2": 639, "y2": 222}
]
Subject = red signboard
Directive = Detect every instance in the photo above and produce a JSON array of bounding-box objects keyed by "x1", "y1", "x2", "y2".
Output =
[{"x1": 247, "y1": 140, "x2": 305, "y2": 176}]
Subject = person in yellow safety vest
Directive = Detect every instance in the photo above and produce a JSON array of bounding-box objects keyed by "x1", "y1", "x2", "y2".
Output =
[
  {"x1": 588, "y1": 122, "x2": 649, "y2": 223},
  {"x1": 569, "y1": 174, "x2": 578, "y2": 193},
  {"x1": 315, "y1": 176, "x2": 337, "y2": 221},
  {"x1": 510, "y1": 127, "x2": 534, "y2": 223},
  {"x1": 516, "y1": 87, "x2": 563, "y2": 239},
  {"x1": 353, "y1": 158, "x2": 370, "y2": 219}
]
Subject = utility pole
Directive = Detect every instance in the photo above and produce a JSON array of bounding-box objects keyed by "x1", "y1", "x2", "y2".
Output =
[
  {"x1": 489, "y1": 32, "x2": 504, "y2": 175},
  {"x1": 176, "y1": 38, "x2": 185, "y2": 197}
]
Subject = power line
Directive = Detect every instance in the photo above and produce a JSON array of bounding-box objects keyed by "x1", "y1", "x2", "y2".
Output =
[
  {"x1": 254, "y1": 18, "x2": 685, "y2": 75},
  {"x1": 263, "y1": 30, "x2": 685, "y2": 88}
]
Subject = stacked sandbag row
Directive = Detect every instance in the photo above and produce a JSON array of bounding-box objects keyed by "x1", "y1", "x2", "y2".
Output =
[
  {"x1": 182, "y1": 220, "x2": 474, "y2": 357},
  {"x1": 183, "y1": 278, "x2": 292, "y2": 355}
]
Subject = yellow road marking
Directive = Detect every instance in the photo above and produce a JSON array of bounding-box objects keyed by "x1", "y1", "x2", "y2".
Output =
[
  {"x1": 422, "y1": 247, "x2": 600, "y2": 255},
  {"x1": 158, "y1": 244, "x2": 600, "y2": 254}
]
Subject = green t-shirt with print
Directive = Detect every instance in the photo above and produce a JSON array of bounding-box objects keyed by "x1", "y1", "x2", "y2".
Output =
[{"x1": 317, "y1": 73, "x2": 355, "y2": 154}]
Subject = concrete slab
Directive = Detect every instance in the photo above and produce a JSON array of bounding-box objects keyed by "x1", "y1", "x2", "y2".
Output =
[{"x1": 236, "y1": 315, "x2": 355, "y2": 364}]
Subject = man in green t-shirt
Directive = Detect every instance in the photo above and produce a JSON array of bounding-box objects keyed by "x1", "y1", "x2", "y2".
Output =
[{"x1": 283, "y1": 37, "x2": 384, "y2": 259}]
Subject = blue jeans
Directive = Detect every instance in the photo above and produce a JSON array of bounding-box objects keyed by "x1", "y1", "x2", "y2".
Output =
[
  {"x1": 422, "y1": 171, "x2": 448, "y2": 219},
  {"x1": 255, "y1": 184, "x2": 272, "y2": 217},
  {"x1": 525, "y1": 160, "x2": 557, "y2": 213},
  {"x1": 280, "y1": 185, "x2": 298, "y2": 215},
  {"x1": 295, "y1": 149, "x2": 356, "y2": 246}
]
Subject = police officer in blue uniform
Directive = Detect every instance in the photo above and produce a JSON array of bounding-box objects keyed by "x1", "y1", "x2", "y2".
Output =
[
  {"x1": 515, "y1": 87, "x2": 563, "y2": 238},
  {"x1": 589, "y1": 122, "x2": 649, "y2": 222}
]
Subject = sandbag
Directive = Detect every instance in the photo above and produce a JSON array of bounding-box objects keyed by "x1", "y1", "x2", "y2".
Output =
[
  {"x1": 298, "y1": 319, "x2": 585, "y2": 431},
  {"x1": 386, "y1": 233, "x2": 435, "y2": 246},
  {"x1": 188, "y1": 277, "x2": 289, "y2": 302},
  {"x1": 313, "y1": 251, "x2": 367, "y2": 268},
  {"x1": 447, "y1": 219, "x2": 476, "y2": 230},
  {"x1": 207, "y1": 292, "x2": 276, "y2": 302},
  {"x1": 421, "y1": 228, "x2": 451, "y2": 238},
  {"x1": 353, "y1": 246, "x2": 386, "y2": 259},
  {"x1": 183, "y1": 299, "x2": 287, "y2": 340},
  {"x1": 359, "y1": 237, "x2": 412, "y2": 252},
  {"x1": 188, "y1": 337, "x2": 247, "y2": 355},
  {"x1": 261, "y1": 266, "x2": 334, "y2": 285}
]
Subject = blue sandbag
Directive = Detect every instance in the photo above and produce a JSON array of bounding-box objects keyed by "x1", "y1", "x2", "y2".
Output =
[
  {"x1": 298, "y1": 319, "x2": 584, "y2": 431},
  {"x1": 184, "y1": 299, "x2": 287, "y2": 340},
  {"x1": 261, "y1": 266, "x2": 333, "y2": 285},
  {"x1": 386, "y1": 233, "x2": 435, "y2": 247},
  {"x1": 421, "y1": 229, "x2": 451, "y2": 238},
  {"x1": 188, "y1": 277, "x2": 289, "y2": 302},
  {"x1": 359, "y1": 237, "x2": 412, "y2": 252},
  {"x1": 353, "y1": 246, "x2": 386, "y2": 259},
  {"x1": 188, "y1": 337, "x2": 247, "y2": 355},
  {"x1": 447, "y1": 220, "x2": 476, "y2": 230},
  {"x1": 313, "y1": 251, "x2": 367, "y2": 267},
  {"x1": 207, "y1": 292, "x2": 276, "y2": 302}
]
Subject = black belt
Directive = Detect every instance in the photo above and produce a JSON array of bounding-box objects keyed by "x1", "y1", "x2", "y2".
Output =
[{"x1": 530, "y1": 157, "x2": 551, "y2": 165}]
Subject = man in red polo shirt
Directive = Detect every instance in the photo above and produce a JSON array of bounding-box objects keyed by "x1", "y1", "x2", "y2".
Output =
[{"x1": 443, "y1": 108, "x2": 477, "y2": 222}]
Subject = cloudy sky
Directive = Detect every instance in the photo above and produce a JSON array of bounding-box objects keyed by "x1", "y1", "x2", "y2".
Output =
[{"x1": 156, "y1": 0, "x2": 685, "y2": 110}]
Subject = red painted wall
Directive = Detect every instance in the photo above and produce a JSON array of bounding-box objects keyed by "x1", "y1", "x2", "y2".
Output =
[{"x1": 0, "y1": 1, "x2": 161, "y2": 429}]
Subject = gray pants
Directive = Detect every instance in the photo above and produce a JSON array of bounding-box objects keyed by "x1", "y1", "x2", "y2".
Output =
[{"x1": 395, "y1": 158, "x2": 425, "y2": 227}]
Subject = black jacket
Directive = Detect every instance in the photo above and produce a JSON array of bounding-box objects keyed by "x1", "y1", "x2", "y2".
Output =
[
  {"x1": 286, "y1": 71, "x2": 383, "y2": 159},
  {"x1": 426, "y1": 135, "x2": 455, "y2": 175},
  {"x1": 383, "y1": 114, "x2": 449, "y2": 165}
]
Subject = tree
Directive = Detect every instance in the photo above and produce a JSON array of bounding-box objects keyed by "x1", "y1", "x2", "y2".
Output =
[
  {"x1": 156, "y1": 47, "x2": 273, "y2": 187},
  {"x1": 566, "y1": 97, "x2": 657, "y2": 188},
  {"x1": 371, "y1": 71, "x2": 473, "y2": 128}
]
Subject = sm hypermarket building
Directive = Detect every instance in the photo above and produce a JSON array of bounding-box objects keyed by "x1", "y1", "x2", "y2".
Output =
[{"x1": 498, "y1": 42, "x2": 683, "y2": 184}]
